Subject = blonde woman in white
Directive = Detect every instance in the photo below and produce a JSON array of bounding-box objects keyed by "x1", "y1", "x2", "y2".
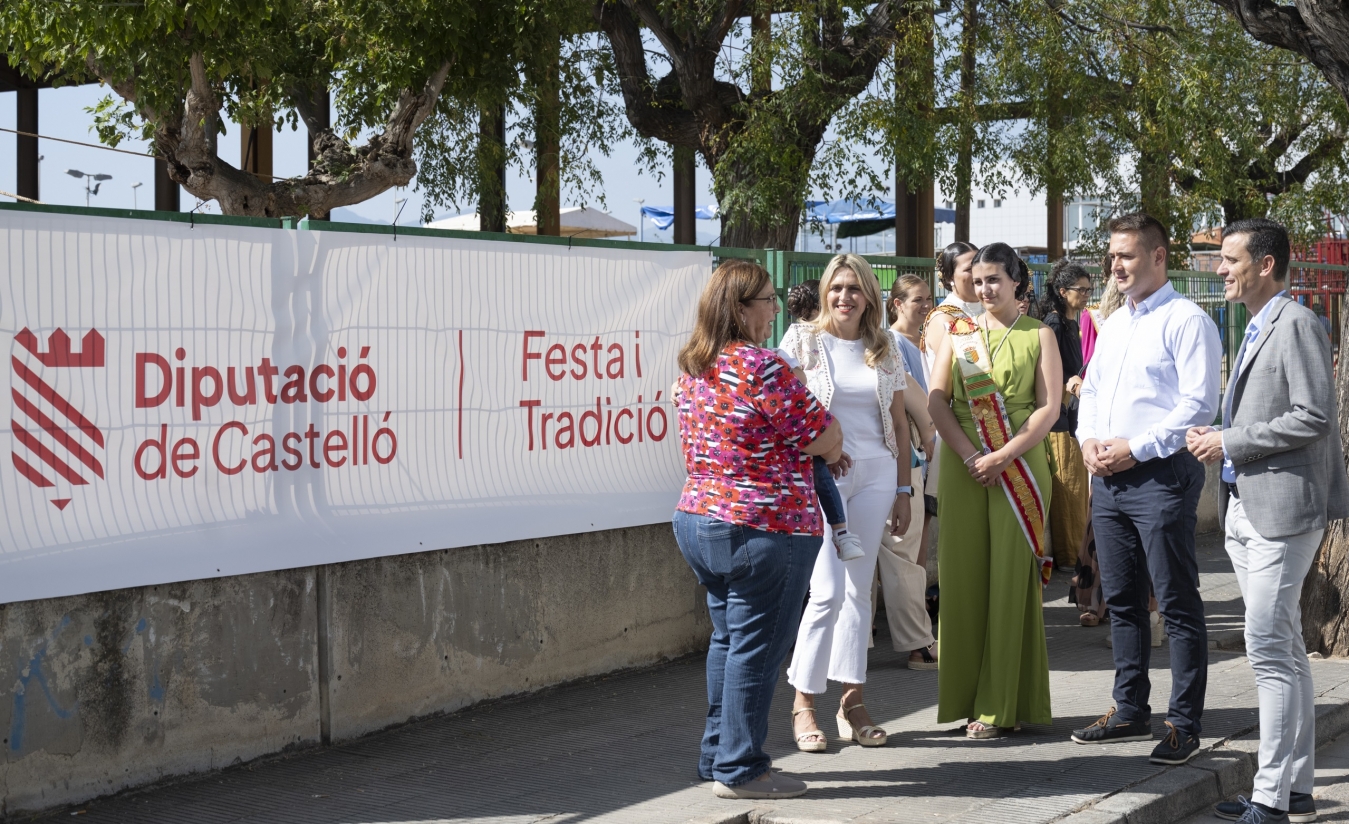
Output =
[{"x1": 782, "y1": 254, "x2": 912, "y2": 751}]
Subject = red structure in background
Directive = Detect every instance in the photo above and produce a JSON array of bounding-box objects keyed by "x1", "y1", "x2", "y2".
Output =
[{"x1": 1291, "y1": 235, "x2": 1347, "y2": 350}]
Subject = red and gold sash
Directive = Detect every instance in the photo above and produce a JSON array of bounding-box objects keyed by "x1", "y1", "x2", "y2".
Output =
[
  {"x1": 920, "y1": 304, "x2": 968, "y2": 353},
  {"x1": 950, "y1": 315, "x2": 1052, "y2": 586}
]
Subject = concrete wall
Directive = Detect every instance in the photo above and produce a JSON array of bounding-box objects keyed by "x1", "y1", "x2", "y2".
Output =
[{"x1": 0, "y1": 523, "x2": 708, "y2": 817}]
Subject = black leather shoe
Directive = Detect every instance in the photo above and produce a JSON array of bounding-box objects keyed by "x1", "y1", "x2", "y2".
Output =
[
  {"x1": 1216, "y1": 793, "x2": 1316, "y2": 823},
  {"x1": 1214, "y1": 795, "x2": 1290, "y2": 823},
  {"x1": 1070, "y1": 707, "x2": 1154, "y2": 744},
  {"x1": 1148, "y1": 721, "x2": 1199, "y2": 765}
]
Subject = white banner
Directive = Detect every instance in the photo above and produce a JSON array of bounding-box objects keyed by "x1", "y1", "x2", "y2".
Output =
[{"x1": 0, "y1": 209, "x2": 710, "y2": 604}]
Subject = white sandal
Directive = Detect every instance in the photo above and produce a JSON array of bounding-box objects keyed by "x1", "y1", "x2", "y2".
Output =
[
  {"x1": 791, "y1": 707, "x2": 827, "y2": 752},
  {"x1": 837, "y1": 703, "x2": 888, "y2": 747}
]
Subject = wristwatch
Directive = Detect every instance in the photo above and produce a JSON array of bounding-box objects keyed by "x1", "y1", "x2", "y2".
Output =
[{"x1": 896, "y1": 485, "x2": 914, "y2": 496}]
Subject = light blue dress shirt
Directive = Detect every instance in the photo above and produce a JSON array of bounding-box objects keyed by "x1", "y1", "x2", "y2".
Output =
[
  {"x1": 1221, "y1": 292, "x2": 1287, "y2": 482},
  {"x1": 1078, "y1": 281, "x2": 1223, "y2": 462}
]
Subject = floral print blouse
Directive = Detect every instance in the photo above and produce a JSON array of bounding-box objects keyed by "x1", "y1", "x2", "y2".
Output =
[{"x1": 675, "y1": 343, "x2": 833, "y2": 535}]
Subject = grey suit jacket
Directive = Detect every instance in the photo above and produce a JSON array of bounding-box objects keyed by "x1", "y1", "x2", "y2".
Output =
[{"x1": 1221, "y1": 296, "x2": 1349, "y2": 538}]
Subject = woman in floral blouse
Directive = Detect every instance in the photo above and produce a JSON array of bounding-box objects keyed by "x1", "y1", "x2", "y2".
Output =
[{"x1": 674, "y1": 259, "x2": 843, "y2": 801}]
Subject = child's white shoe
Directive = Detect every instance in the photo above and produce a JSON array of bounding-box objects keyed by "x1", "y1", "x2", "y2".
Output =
[{"x1": 835, "y1": 531, "x2": 865, "y2": 561}]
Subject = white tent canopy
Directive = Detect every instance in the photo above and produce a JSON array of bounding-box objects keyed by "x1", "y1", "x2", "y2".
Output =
[{"x1": 427, "y1": 207, "x2": 637, "y2": 239}]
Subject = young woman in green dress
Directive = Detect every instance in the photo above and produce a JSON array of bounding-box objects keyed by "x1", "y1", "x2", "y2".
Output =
[{"x1": 926, "y1": 242, "x2": 1063, "y2": 739}]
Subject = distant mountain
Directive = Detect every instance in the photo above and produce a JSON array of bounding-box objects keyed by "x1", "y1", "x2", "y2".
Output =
[{"x1": 329, "y1": 207, "x2": 385, "y2": 225}]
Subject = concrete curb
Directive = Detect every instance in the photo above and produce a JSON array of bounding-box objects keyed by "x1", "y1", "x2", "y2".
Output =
[
  {"x1": 1051, "y1": 691, "x2": 1349, "y2": 824},
  {"x1": 690, "y1": 679, "x2": 1349, "y2": 824}
]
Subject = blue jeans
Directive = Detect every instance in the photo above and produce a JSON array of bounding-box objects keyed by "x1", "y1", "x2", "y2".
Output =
[{"x1": 673, "y1": 510, "x2": 821, "y2": 786}]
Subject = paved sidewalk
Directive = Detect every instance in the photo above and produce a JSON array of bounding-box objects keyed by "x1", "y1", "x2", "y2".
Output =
[{"x1": 29, "y1": 533, "x2": 1349, "y2": 824}]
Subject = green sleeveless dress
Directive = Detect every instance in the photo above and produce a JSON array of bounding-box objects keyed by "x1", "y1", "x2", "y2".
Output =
[{"x1": 936, "y1": 315, "x2": 1053, "y2": 728}]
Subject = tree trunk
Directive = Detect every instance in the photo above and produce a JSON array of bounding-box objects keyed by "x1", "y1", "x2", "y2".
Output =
[
  {"x1": 1138, "y1": 150, "x2": 1169, "y2": 225},
  {"x1": 719, "y1": 194, "x2": 804, "y2": 250},
  {"x1": 534, "y1": 37, "x2": 562, "y2": 236},
  {"x1": 306, "y1": 89, "x2": 331, "y2": 222},
  {"x1": 1302, "y1": 324, "x2": 1349, "y2": 655},
  {"x1": 1303, "y1": 520, "x2": 1349, "y2": 656},
  {"x1": 673, "y1": 146, "x2": 697, "y2": 245},
  {"x1": 954, "y1": 0, "x2": 977, "y2": 244},
  {"x1": 1220, "y1": 196, "x2": 1267, "y2": 226},
  {"x1": 478, "y1": 102, "x2": 508, "y2": 233}
]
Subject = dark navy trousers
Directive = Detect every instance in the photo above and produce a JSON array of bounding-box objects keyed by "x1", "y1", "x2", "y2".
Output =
[{"x1": 1091, "y1": 451, "x2": 1208, "y2": 737}]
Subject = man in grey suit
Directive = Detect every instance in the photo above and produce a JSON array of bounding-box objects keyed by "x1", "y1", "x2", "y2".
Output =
[{"x1": 1188, "y1": 217, "x2": 1349, "y2": 824}]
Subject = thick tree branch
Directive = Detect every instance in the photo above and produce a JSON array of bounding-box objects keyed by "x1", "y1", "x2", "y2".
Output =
[
  {"x1": 591, "y1": 0, "x2": 734, "y2": 148},
  {"x1": 98, "y1": 50, "x2": 457, "y2": 219},
  {"x1": 1210, "y1": 0, "x2": 1349, "y2": 101},
  {"x1": 1268, "y1": 130, "x2": 1347, "y2": 190}
]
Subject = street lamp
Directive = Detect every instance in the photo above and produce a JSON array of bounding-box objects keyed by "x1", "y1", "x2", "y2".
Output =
[
  {"x1": 65, "y1": 169, "x2": 112, "y2": 207},
  {"x1": 634, "y1": 198, "x2": 645, "y2": 243},
  {"x1": 131, "y1": 182, "x2": 143, "y2": 210}
]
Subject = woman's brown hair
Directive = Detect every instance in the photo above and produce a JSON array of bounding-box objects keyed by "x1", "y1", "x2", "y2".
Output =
[{"x1": 678, "y1": 259, "x2": 774, "y2": 376}]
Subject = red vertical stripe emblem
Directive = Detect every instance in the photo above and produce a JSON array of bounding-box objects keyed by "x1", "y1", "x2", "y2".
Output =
[{"x1": 10, "y1": 328, "x2": 106, "y2": 509}]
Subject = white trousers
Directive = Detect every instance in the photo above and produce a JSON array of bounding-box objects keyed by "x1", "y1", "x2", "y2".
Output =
[
  {"x1": 873, "y1": 465, "x2": 934, "y2": 651},
  {"x1": 788, "y1": 455, "x2": 898, "y2": 694},
  {"x1": 1225, "y1": 496, "x2": 1323, "y2": 811}
]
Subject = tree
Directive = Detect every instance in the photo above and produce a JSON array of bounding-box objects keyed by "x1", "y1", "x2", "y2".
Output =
[
  {"x1": 0, "y1": 0, "x2": 528, "y2": 219},
  {"x1": 1205, "y1": 0, "x2": 1349, "y2": 658},
  {"x1": 412, "y1": 17, "x2": 637, "y2": 228},
  {"x1": 592, "y1": 0, "x2": 901, "y2": 249},
  {"x1": 915, "y1": 0, "x2": 1349, "y2": 261}
]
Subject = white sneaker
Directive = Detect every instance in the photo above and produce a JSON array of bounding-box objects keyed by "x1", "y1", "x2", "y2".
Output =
[
  {"x1": 1150, "y1": 610, "x2": 1165, "y2": 648},
  {"x1": 835, "y1": 531, "x2": 865, "y2": 561}
]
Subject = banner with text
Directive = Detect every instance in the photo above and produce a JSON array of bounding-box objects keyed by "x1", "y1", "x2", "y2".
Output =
[{"x1": 0, "y1": 210, "x2": 710, "y2": 603}]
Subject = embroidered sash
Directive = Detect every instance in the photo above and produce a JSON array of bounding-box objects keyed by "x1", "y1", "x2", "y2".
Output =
[
  {"x1": 949, "y1": 316, "x2": 1052, "y2": 586},
  {"x1": 920, "y1": 304, "x2": 969, "y2": 353}
]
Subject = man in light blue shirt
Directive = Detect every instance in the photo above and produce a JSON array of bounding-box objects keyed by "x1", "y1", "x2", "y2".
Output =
[{"x1": 1070, "y1": 213, "x2": 1222, "y2": 768}]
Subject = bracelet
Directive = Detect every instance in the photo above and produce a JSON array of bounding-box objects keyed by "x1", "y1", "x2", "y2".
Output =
[{"x1": 963, "y1": 451, "x2": 981, "y2": 466}]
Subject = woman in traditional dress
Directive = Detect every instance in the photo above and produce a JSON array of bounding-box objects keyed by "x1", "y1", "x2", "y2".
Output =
[
  {"x1": 1038, "y1": 260, "x2": 1093, "y2": 572},
  {"x1": 927, "y1": 242, "x2": 1062, "y2": 739}
]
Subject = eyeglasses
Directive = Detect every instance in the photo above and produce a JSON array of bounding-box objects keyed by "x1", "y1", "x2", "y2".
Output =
[
  {"x1": 742, "y1": 294, "x2": 780, "y2": 305},
  {"x1": 1062, "y1": 286, "x2": 1092, "y2": 294}
]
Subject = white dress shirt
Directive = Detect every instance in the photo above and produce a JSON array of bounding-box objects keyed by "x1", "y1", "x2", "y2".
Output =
[
  {"x1": 1078, "y1": 281, "x2": 1222, "y2": 462},
  {"x1": 1221, "y1": 292, "x2": 1287, "y2": 482}
]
